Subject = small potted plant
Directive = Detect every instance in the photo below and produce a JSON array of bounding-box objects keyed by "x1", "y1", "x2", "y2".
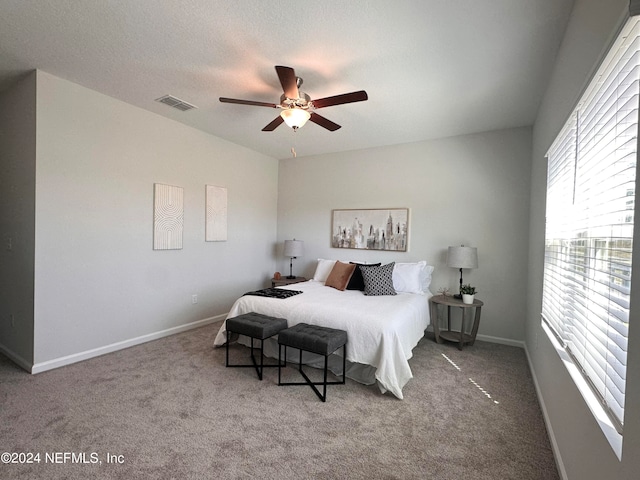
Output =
[{"x1": 460, "y1": 284, "x2": 477, "y2": 304}]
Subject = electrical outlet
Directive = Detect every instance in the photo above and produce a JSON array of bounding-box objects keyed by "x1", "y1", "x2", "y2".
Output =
[
  {"x1": 192, "y1": 294, "x2": 198, "y2": 304},
  {"x1": 10, "y1": 314, "x2": 15, "y2": 328},
  {"x1": 6, "y1": 237, "x2": 12, "y2": 251}
]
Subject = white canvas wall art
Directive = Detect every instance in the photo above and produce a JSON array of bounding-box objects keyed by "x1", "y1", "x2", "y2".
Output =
[
  {"x1": 153, "y1": 183, "x2": 184, "y2": 250},
  {"x1": 206, "y1": 185, "x2": 228, "y2": 242}
]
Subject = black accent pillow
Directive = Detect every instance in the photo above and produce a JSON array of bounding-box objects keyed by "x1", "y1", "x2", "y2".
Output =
[{"x1": 347, "y1": 262, "x2": 382, "y2": 291}]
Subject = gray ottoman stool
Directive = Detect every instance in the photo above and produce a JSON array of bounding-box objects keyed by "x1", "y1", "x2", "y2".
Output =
[
  {"x1": 225, "y1": 312, "x2": 288, "y2": 380},
  {"x1": 278, "y1": 323, "x2": 347, "y2": 402}
]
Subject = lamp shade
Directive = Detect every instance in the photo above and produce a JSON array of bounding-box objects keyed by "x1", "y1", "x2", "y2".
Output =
[
  {"x1": 283, "y1": 239, "x2": 304, "y2": 258},
  {"x1": 446, "y1": 246, "x2": 478, "y2": 269},
  {"x1": 280, "y1": 108, "x2": 311, "y2": 129}
]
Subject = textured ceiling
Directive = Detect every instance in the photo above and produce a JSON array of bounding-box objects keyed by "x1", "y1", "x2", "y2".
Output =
[{"x1": 0, "y1": 0, "x2": 574, "y2": 159}]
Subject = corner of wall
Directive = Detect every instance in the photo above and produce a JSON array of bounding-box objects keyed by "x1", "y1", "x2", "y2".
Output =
[{"x1": 0, "y1": 71, "x2": 37, "y2": 370}]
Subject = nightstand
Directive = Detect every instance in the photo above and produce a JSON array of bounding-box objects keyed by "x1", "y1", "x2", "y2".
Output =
[
  {"x1": 271, "y1": 276, "x2": 306, "y2": 288},
  {"x1": 430, "y1": 294, "x2": 484, "y2": 350}
]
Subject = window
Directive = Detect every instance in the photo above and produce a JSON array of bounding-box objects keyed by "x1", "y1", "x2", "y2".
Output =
[{"x1": 542, "y1": 16, "x2": 640, "y2": 432}]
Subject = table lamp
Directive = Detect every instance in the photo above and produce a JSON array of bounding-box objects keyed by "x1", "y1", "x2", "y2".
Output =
[
  {"x1": 284, "y1": 239, "x2": 304, "y2": 279},
  {"x1": 446, "y1": 245, "x2": 478, "y2": 298}
]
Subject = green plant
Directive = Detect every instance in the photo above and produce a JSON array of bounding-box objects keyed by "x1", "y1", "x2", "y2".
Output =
[{"x1": 460, "y1": 284, "x2": 476, "y2": 295}]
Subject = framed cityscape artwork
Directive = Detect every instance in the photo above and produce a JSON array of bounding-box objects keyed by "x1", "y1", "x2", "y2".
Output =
[{"x1": 331, "y1": 208, "x2": 409, "y2": 251}]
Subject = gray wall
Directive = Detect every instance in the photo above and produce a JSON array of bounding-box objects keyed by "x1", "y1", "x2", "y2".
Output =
[
  {"x1": 2, "y1": 71, "x2": 279, "y2": 369},
  {"x1": 527, "y1": 0, "x2": 640, "y2": 478},
  {"x1": 277, "y1": 127, "x2": 532, "y2": 343},
  {"x1": 0, "y1": 72, "x2": 37, "y2": 368}
]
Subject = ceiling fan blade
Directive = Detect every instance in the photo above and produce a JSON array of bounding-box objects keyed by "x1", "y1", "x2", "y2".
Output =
[
  {"x1": 219, "y1": 97, "x2": 278, "y2": 108},
  {"x1": 309, "y1": 112, "x2": 341, "y2": 131},
  {"x1": 262, "y1": 116, "x2": 284, "y2": 131},
  {"x1": 275, "y1": 65, "x2": 299, "y2": 99},
  {"x1": 312, "y1": 90, "x2": 368, "y2": 109}
]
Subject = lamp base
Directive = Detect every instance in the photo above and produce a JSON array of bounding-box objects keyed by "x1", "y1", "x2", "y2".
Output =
[{"x1": 287, "y1": 257, "x2": 296, "y2": 280}]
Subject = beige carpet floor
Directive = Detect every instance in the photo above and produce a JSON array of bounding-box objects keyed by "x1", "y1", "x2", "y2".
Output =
[{"x1": 0, "y1": 322, "x2": 558, "y2": 479}]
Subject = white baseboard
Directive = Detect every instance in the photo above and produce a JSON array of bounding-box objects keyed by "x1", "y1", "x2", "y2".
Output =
[
  {"x1": 425, "y1": 326, "x2": 525, "y2": 349},
  {"x1": 0, "y1": 343, "x2": 33, "y2": 372},
  {"x1": 475, "y1": 333, "x2": 525, "y2": 348},
  {"x1": 524, "y1": 344, "x2": 568, "y2": 480},
  {"x1": 31, "y1": 314, "x2": 226, "y2": 374}
]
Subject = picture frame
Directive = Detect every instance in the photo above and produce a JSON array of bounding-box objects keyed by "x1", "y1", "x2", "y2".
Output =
[{"x1": 331, "y1": 208, "x2": 409, "y2": 251}]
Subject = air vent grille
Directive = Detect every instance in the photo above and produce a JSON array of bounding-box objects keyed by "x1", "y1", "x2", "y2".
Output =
[{"x1": 155, "y1": 95, "x2": 197, "y2": 112}]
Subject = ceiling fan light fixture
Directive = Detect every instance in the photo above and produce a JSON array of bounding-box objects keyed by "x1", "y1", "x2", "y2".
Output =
[
  {"x1": 220, "y1": 65, "x2": 367, "y2": 133},
  {"x1": 280, "y1": 108, "x2": 311, "y2": 129}
]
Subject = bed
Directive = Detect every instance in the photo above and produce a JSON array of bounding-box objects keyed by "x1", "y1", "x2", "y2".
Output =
[{"x1": 213, "y1": 260, "x2": 433, "y2": 399}]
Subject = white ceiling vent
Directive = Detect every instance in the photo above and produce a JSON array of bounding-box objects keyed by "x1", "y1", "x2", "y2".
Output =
[{"x1": 155, "y1": 95, "x2": 197, "y2": 112}]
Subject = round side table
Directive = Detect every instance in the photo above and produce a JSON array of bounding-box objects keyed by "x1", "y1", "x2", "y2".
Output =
[{"x1": 430, "y1": 294, "x2": 484, "y2": 350}]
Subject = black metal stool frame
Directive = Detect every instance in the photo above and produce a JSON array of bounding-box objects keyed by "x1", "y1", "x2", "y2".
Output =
[
  {"x1": 278, "y1": 343, "x2": 346, "y2": 402},
  {"x1": 225, "y1": 329, "x2": 284, "y2": 380}
]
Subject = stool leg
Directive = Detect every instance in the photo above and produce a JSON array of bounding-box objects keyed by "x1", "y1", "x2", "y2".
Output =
[
  {"x1": 322, "y1": 355, "x2": 328, "y2": 402},
  {"x1": 277, "y1": 341, "x2": 347, "y2": 402},
  {"x1": 259, "y1": 338, "x2": 264, "y2": 381},
  {"x1": 248, "y1": 337, "x2": 263, "y2": 380},
  {"x1": 341, "y1": 344, "x2": 346, "y2": 384},
  {"x1": 250, "y1": 337, "x2": 265, "y2": 380},
  {"x1": 278, "y1": 344, "x2": 282, "y2": 385},
  {"x1": 226, "y1": 331, "x2": 282, "y2": 379}
]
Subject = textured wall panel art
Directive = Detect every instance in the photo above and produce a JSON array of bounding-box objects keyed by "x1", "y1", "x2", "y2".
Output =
[
  {"x1": 153, "y1": 183, "x2": 184, "y2": 250},
  {"x1": 206, "y1": 185, "x2": 228, "y2": 241}
]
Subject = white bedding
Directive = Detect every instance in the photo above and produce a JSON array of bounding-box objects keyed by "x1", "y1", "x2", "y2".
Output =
[{"x1": 213, "y1": 280, "x2": 431, "y2": 399}]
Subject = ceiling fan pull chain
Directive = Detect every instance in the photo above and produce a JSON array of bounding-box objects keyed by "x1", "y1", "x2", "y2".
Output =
[{"x1": 291, "y1": 128, "x2": 298, "y2": 157}]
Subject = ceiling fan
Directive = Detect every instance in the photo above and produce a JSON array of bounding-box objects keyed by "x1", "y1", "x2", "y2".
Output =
[{"x1": 219, "y1": 65, "x2": 368, "y2": 132}]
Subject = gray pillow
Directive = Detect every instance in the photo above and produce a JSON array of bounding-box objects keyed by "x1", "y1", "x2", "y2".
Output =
[{"x1": 361, "y1": 262, "x2": 397, "y2": 296}]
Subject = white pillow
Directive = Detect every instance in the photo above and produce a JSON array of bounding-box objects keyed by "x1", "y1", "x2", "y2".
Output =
[
  {"x1": 312, "y1": 259, "x2": 337, "y2": 283},
  {"x1": 392, "y1": 261, "x2": 434, "y2": 294},
  {"x1": 421, "y1": 264, "x2": 434, "y2": 291}
]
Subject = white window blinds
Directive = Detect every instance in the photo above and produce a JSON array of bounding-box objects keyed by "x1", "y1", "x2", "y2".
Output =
[{"x1": 542, "y1": 16, "x2": 640, "y2": 430}]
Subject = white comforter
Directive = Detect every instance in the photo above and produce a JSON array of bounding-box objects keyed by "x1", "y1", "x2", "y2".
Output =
[{"x1": 213, "y1": 281, "x2": 431, "y2": 399}]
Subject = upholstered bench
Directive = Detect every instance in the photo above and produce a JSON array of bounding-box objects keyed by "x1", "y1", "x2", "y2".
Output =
[
  {"x1": 278, "y1": 323, "x2": 347, "y2": 402},
  {"x1": 225, "y1": 312, "x2": 288, "y2": 380}
]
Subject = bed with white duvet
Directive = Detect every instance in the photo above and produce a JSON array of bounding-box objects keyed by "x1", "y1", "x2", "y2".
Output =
[{"x1": 213, "y1": 260, "x2": 433, "y2": 399}]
